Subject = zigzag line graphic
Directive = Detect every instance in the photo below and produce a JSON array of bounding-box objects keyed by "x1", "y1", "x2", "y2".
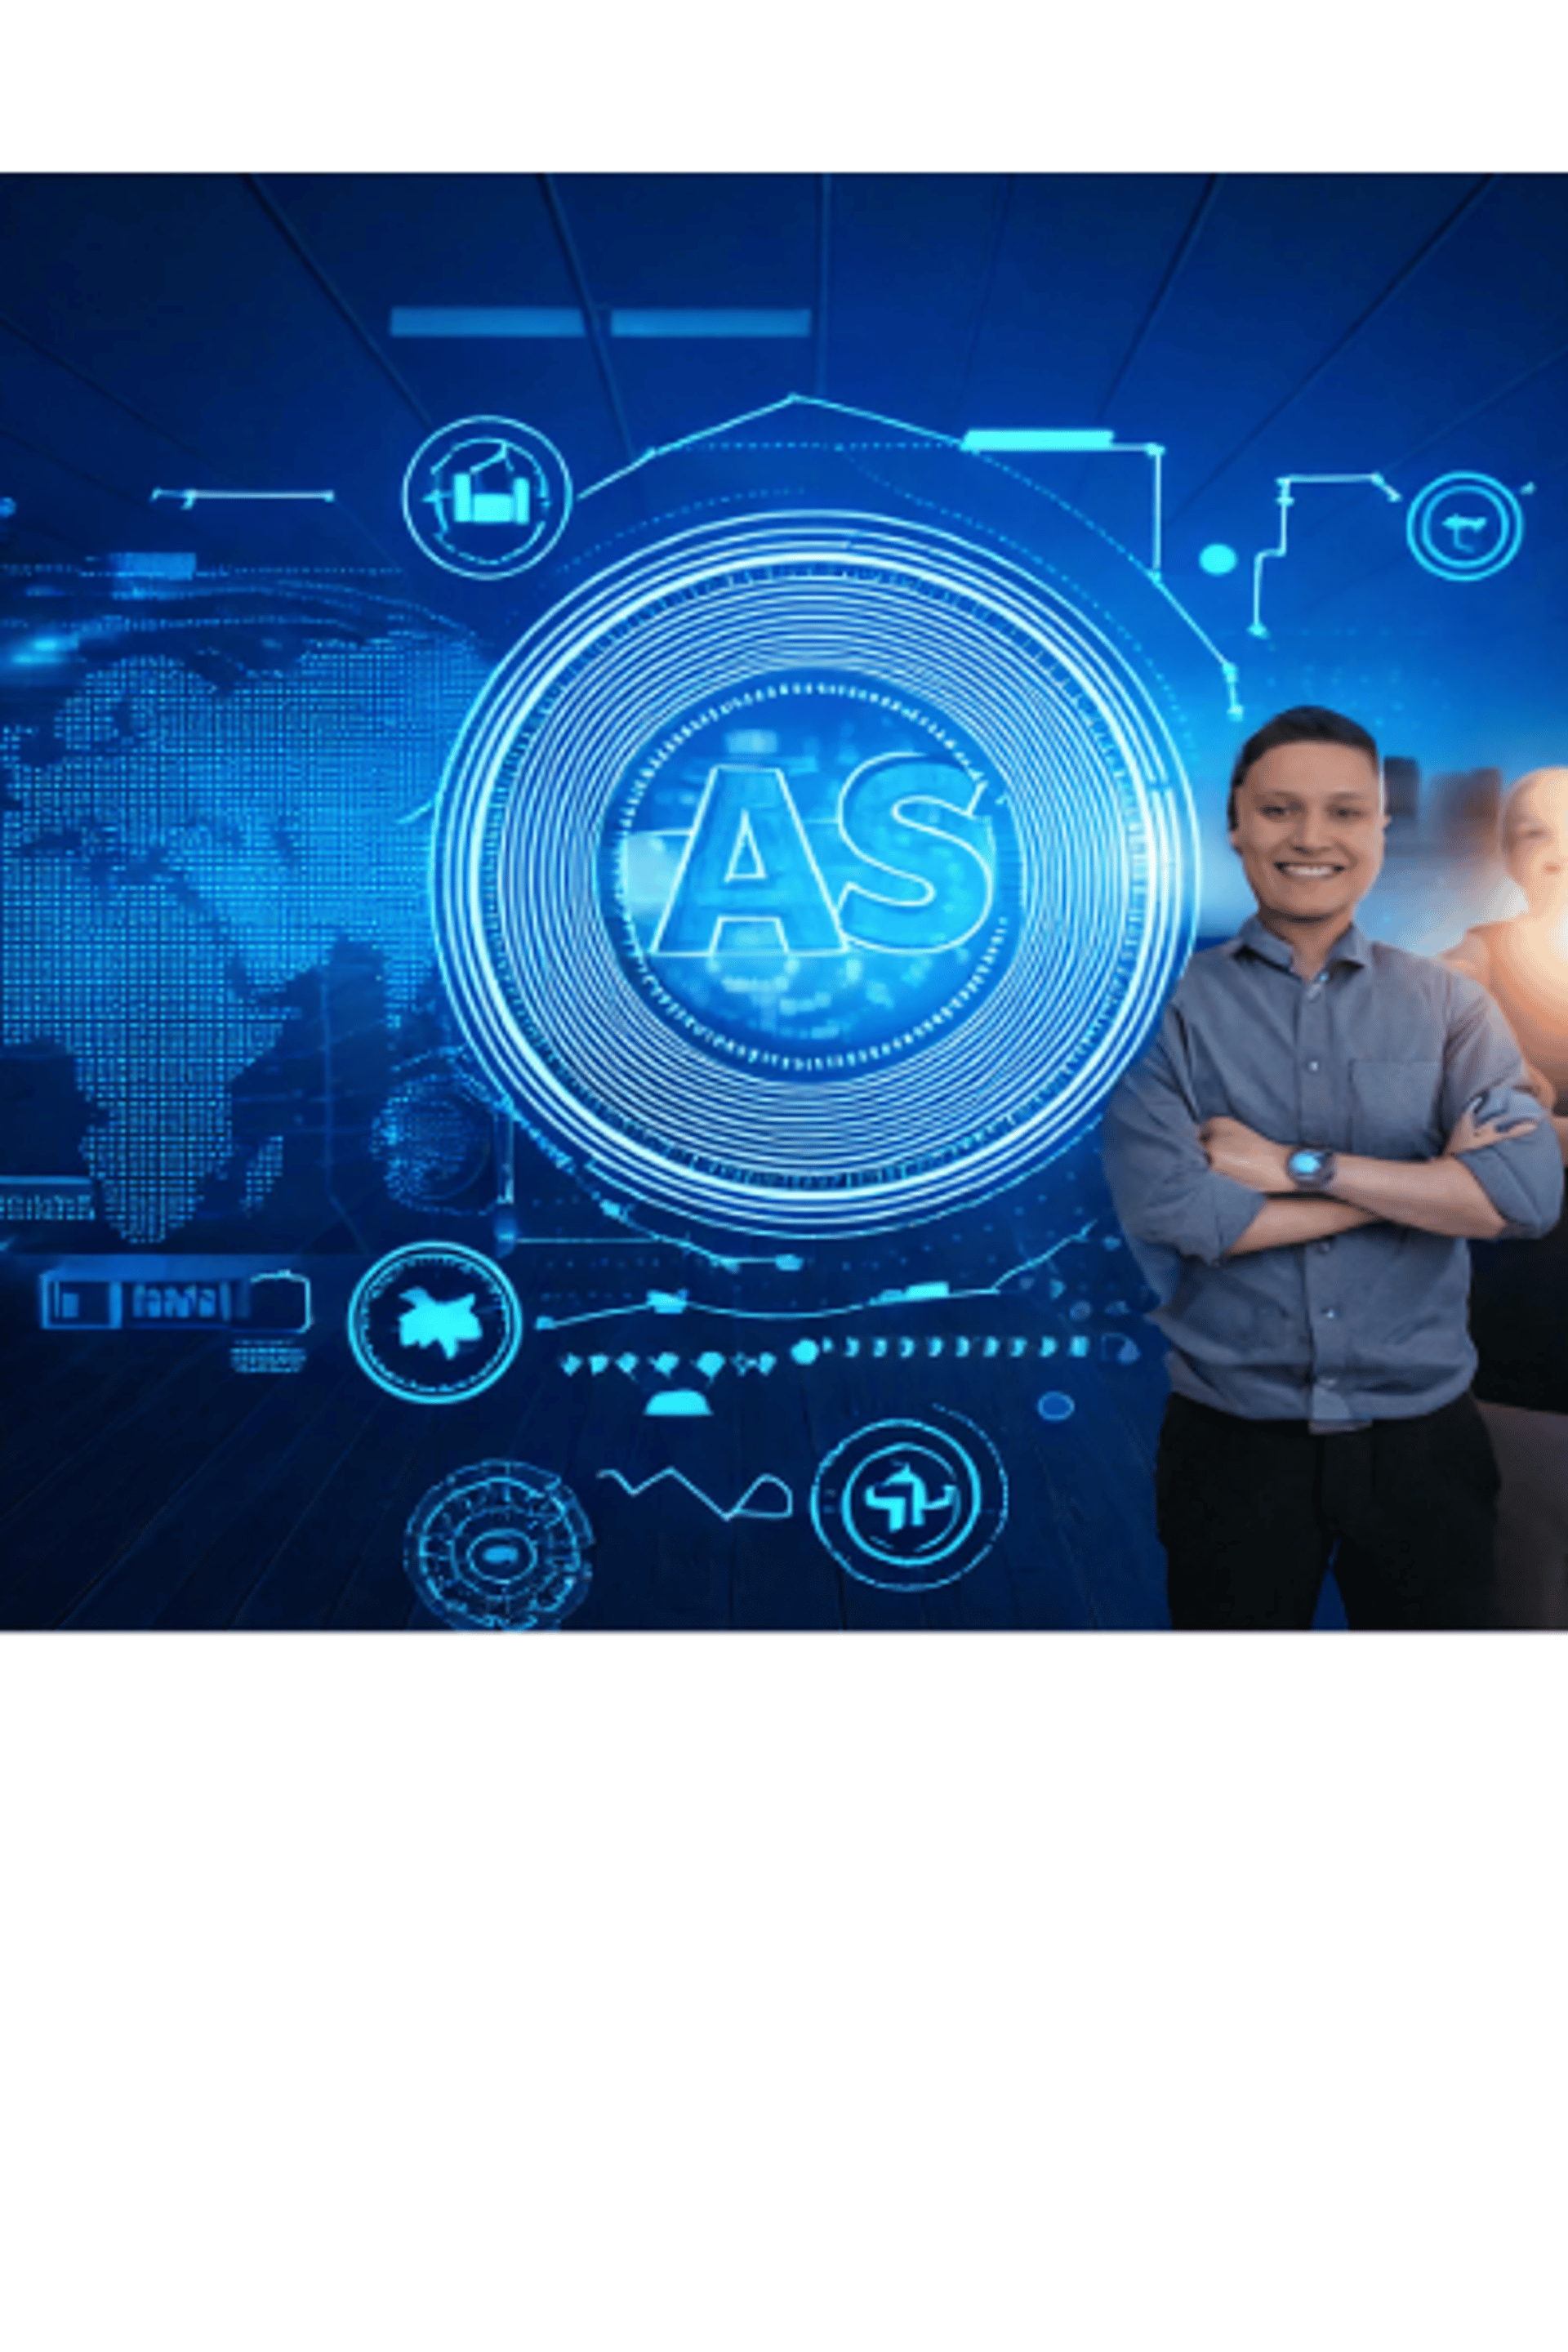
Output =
[{"x1": 597, "y1": 1467, "x2": 795, "y2": 1521}]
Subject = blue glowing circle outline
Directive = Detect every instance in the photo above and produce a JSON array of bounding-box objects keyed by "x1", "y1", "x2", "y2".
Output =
[
  {"x1": 1405, "y1": 472, "x2": 1524, "y2": 583},
  {"x1": 346, "y1": 1241, "x2": 523, "y2": 1403},
  {"x1": 604, "y1": 670, "x2": 1022, "y2": 1076},
  {"x1": 809, "y1": 1409, "x2": 1008, "y2": 1592},
  {"x1": 401, "y1": 414, "x2": 574, "y2": 581},
  {"x1": 432, "y1": 510, "x2": 1197, "y2": 1237},
  {"x1": 403, "y1": 1458, "x2": 593, "y2": 1631}
]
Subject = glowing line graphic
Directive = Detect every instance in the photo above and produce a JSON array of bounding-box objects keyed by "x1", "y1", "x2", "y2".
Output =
[
  {"x1": 1249, "y1": 473, "x2": 1402, "y2": 637},
  {"x1": 961, "y1": 427, "x2": 1165, "y2": 575},
  {"x1": 532, "y1": 1223, "x2": 1098, "y2": 1330},
  {"x1": 576, "y1": 394, "x2": 1238, "y2": 722},
  {"x1": 577, "y1": 392, "x2": 961, "y2": 502},
  {"x1": 961, "y1": 430, "x2": 1116, "y2": 452},
  {"x1": 597, "y1": 1468, "x2": 795, "y2": 1520},
  {"x1": 954, "y1": 440, "x2": 1239, "y2": 715},
  {"x1": 149, "y1": 489, "x2": 336, "y2": 510}
]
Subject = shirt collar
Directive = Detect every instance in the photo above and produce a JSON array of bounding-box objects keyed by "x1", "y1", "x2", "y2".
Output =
[{"x1": 1223, "y1": 911, "x2": 1372, "y2": 974}]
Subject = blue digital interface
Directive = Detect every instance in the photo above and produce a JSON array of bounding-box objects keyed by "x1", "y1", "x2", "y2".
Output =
[{"x1": 2, "y1": 170, "x2": 1564, "y2": 1631}]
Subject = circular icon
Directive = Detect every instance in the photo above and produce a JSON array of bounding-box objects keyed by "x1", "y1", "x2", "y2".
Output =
[
  {"x1": 432, "y1": 511, "x2": 1196, "y2": 1238},
  {"x1": 402, "y1": 415, "x2": 572, "y2": 579},
  {"x1": 809, "y1": 1408, "x2": 1008, "y2": 1592},
  {"x1": 404, "y1": 1459, "x2": 593, "y2": 1630},
  {"x1": 347, "y1": 1241, "x2": 522, "y2": 1402},
  {"x1": 1405, "y1": 472, "x2": 1525, "y2": 582}
]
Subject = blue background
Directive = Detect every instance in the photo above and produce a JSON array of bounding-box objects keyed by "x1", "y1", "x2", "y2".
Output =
[{"x1": 2, "y1": 171, "x2": 1564, "y2": 1630}]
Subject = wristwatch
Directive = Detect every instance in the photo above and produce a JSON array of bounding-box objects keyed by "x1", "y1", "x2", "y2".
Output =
[{"x1": 1285, "y1": 1146, "x2": 1338, "y2": 1190}]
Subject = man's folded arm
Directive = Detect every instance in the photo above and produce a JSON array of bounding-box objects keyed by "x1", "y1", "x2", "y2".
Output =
[
  {"x1": 1224, "y1": 1196, "x2": 1383, "y2": 1256},
  {"x1": 1430, "y1": 978, "x2": 1564, "y2": 1239},
  {"x1": 1101, "y1": 1023, "x2": 1267, "y2": 1267}
]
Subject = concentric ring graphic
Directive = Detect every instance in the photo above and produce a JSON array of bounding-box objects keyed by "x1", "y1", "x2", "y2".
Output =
[
  {"x1": 404, "y1": 1459, "x2": 593, "y2": 1631},
  {"x1": 432, "y1": 511, "x2": 1196, "y2": 1237},
  {"x1": 1405, "y1": 471, "x2": 1525, "y2": 582},
  {"x1": 810, "y1": 1409, "x2": 1008, "y2": 1592}
]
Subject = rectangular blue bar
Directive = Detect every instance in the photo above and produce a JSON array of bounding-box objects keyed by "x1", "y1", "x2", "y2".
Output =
[
  {"x1": 609, "y1": 309, "x2": 813, "y2": 339},
  {"x1": 962, "y1": 428, "x2": 1117, "y2": 452},
  {"x1": 38, "y1": 1261, "x2": 312, "y2": 1334},
  {"x1": 107, "y1": 552, "x2": 198, "y2": 578},
  {"x1": 389, "y1": 307, "x2": 586, "y2": 337}
]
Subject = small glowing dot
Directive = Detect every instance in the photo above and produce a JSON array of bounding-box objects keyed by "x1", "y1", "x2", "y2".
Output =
[
  {"x1": 1036, "y1": 1392, "x2": 1076, "y2": 1423},
  {"x1": 1199, "y1": 544, "x2": 1239, "y2": 577}
]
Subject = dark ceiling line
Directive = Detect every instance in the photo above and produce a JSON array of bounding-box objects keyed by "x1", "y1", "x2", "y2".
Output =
[
  {"x1": 537, "y1": 175, "x2": 635, "y2": 466},
  {"x1": 0, "y1": 415, "x2": 158, "y2": 514},
  {"x1": 1171, "y1": 174, "x2": 1497, "y2": 521},
  {"x1": 0, "y1": 308, "x2": 216, "y2": 471},
  {"x1": 948, "y1": 176, "x2": 1015, "y2": 433},
  {"x1": 244, "y1": 176, "x2": 432, "y2": 433},
  {"x1": 2, "y1": 514, "x2": 91, "y2": 561},
  {"x1": 1095, "y1": 174, "x2": 1220, "y2": 427},
  {"x1": 1366, "y1": 336, "x2": 1568, "y2": 494},
  {"x1": 814, "y1": 175, "x2": 833, "y2": 402}
]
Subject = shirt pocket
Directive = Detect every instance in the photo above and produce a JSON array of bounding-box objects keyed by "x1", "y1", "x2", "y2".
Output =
[{"x1": 1348, "y1": 1059, "x2": 1443, "y2": 1160}]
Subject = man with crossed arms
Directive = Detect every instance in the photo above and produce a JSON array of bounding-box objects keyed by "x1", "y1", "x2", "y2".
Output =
[{"x1": 1102, "y1": 705, "x2": 1563, "y2": 1630}]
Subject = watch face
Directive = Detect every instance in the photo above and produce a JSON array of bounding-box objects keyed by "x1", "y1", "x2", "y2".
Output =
[{"x1": 1289, "y1": 1148, "x2": 1329, "y2": 1183}]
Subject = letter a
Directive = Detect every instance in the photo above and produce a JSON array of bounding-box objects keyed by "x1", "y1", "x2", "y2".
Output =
[{"x1": 651, "y1": 765, "x2": 844, "y2": 957}]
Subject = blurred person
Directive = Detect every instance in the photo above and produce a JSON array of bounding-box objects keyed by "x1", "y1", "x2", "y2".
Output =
[
  {"x1": 1440, "y1": 768, "x2": 1568, "y2": 1628},
  {"x1": 1102, "y1": 706, "x2": 1562, "y2": 1631}
]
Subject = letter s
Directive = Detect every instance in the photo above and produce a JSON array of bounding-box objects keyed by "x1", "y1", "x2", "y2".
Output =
[{"x1": 836, "y1": 755, "x2": 996, "y2": 955}]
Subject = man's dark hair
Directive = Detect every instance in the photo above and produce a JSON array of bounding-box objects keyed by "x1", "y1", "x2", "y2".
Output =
[{"x1": 1226, "y1": 706, "x2": 1380, "y2": 831}]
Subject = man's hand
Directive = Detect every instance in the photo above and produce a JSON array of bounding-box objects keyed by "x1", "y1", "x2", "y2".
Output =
[
  {"x1": 1197, "y1": 1116, "x2": 1294, "y2": 1193},
  {"x1": 1443, "y1": 1101, "x2": 1539, "y2": 1156}
]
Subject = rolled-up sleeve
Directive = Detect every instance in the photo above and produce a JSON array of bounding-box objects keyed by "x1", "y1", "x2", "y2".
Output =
[
  {"x1": 1440, "y1": 975, "x2": 1565, "y2": 1240},
  {"x1": 1101, "y1": 1010, "x2": 1267, "y2": 1294}
]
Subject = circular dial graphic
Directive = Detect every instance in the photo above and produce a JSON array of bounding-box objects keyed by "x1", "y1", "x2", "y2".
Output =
[
  {"x1": 402, "y1": 415, "x2": 573, "y2": 579},
  {"x1": 432, "y1": 511, "x2": 1196, "y2": 1237},
  {"x1": 347, "y1": 1241, "x2": 523, "y2": 1403},
  {"x1": 404, "y1": 1459, "x2": 593, "y2": 1630},
  {"x1": 1405, "y1": 471, "x2": 1526, "y2": 582},
  {"x1": 809, "y1": 1409, "x2": 1008, "y2": 1592}
]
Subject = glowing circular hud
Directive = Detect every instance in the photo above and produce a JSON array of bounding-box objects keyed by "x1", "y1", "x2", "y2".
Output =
[
  {"x1": 1405, "y1": 472, "x2": 1525, "y2": 583},
  {"x1": 433, "y1": 511, "x2": 1195, "y2": 1236},
  {"x1": 347, "y1": 1241, "x2": 522, "y2": 1403},
  {"x1": 809, "y1": 1408, "x2": 1008, "y2": 1592},
  {"x1": 404, "y1": 1459, "x2": 593, "y2": 1630},
  {"x1": 402, "y1": 415, "x2": 573, "y2": 580}
]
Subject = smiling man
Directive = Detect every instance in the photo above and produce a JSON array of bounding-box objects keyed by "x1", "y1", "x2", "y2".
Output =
[{"x1": 1101, "y1": 705, "x2": 1563, "y2": 1630}]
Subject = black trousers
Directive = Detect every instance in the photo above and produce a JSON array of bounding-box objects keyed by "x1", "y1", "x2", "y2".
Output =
[{"x1": 1155, "y1": 1391, "x2": 1501, "y2": 1631}]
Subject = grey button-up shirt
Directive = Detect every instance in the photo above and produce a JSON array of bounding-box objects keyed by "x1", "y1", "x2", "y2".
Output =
[{"x1": 1100, "y1": 914, "x2": 1564, "y2": 1423}]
